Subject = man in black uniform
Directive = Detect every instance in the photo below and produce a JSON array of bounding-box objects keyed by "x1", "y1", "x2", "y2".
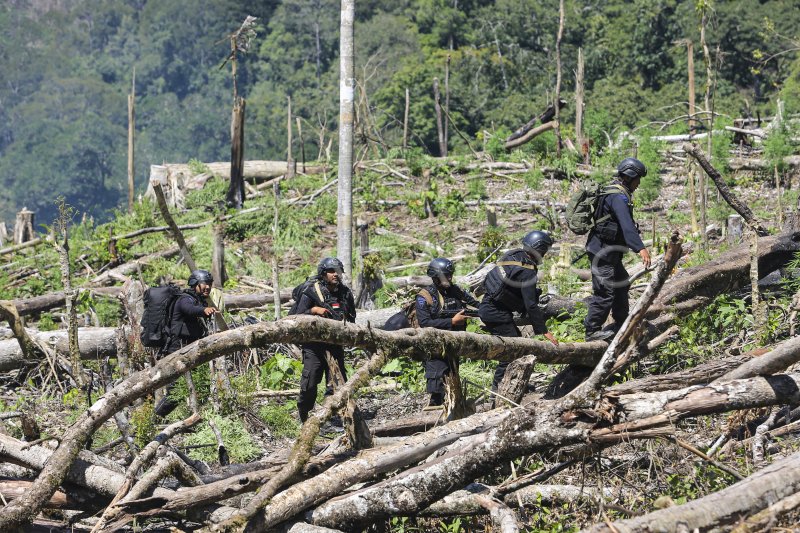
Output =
[
  {"x1": 584, "y1": 158, "x2": 652, "y2": 342},
  {"x1": 479, "y1": 230, "x2": 559, "y2": 396},
  {"x1": 155, "y1": 269, "x2": 219, "y2": 416},
  {"x1": 294, "y1": 257, "x2": 356, "y2": 422},
  {"x1": 416, "y1": 257, "x2": 480, "y2": 407}
]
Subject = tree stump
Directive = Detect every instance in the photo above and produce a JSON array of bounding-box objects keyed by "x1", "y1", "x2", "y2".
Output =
[
  {"x1": 727, "y1": 214, "x2": 744, "y2": 244},
  {"x1": 212, "y1": 223, "x2": 227, "y2": 288},
  {"x1": 13, "y1": 208, "x2": 34, "y2": 244}
]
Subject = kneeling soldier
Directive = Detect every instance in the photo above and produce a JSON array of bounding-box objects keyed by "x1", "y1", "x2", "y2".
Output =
[
  {"x1": 479, "y1": 231, "x2": 559, "y2": 399},
  {"x1": 416, "y1": 258, "x2": 479, "y2": 407}
]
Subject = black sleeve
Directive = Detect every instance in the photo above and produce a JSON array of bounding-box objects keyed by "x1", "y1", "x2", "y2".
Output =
[
  {"x1": 609, "y1": 194, "x2": 645, "y2": 252},
  {"x1": 295, "y1": 293, "x2": 316, "y2": 316},
  {"x1": 517, "y1": 268, "x2": 548, "y2": 334},
  {"x1": 416, "y1": 294, "x2": 452, "y2": 330},
  {"x1": 458, "y1": 286, "x2": 480, "y2": 308},
  {"x1": 175, "y1": 295, "x2": 206, "y2": 318},
  {"x1": 346, "y1": 289, "x2": 356, "y2": 323}
]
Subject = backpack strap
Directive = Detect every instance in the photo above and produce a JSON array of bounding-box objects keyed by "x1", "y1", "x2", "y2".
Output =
[
  {"x1": 418, "y1": 288, "x2": 444, "y2": 308},
  {"x1": 593, "y1": 184, "x2": 631, "y2": 226},
  {"x1": 496, "y1": 260, "x2": 538, "y2": 271},
  {"x1": 312, "y1": 281, "x2": 325, "y2": 304}
]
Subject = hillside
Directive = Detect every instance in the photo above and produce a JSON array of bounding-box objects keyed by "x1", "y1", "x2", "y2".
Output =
[{"x1": 2, "y1": 0, "x2": 800, "y2": 222}]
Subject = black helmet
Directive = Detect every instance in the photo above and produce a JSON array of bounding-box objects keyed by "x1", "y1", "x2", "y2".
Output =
[
  {"x1": 427, "y1": 258, "x2": 455, "y2": 279},
  {"x1": 617, "y1": 157, "x2": 647, "y2": 180},
  {"x1": 188, "y1": 269, "x2": 213, "y2": 287},
  {"x1": 317, "y1": 257, "x2": 344, "y2": 277},
  {"x1": 522, "y1": 230, "x2": 553, "y2": 264}
]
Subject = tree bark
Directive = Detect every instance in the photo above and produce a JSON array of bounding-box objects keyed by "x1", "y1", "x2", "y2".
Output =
[
  {"x1": 127, "y1": 73, "x2": 135, "y2": 214},
  {"x1": 150, "y1": 182, "x2": 198, "y2": 271},
  {"x1": 433, "y1": 77, "x2": 446, "y2": 157},
  {"x1": 504, "y1": 121, "x2": 556, "y2": 151},
  {"x1": 554, "y1": 0, "x2": 565, "y2": 155},
  {"x1": 337, "y1": 0, "x2": 355, "y2": 282},
  {"x1": 226, "y1": 97, "x2": 246, "y2": 209}
]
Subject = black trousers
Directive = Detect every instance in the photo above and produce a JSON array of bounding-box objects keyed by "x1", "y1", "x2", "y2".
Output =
[
  {"x1": 479, "y1": 299, "x2": 521, "y2": 392},
  {"x1": 424, "y1": 358, "x2": 451, "y2": 404},
  {"x1": 298, "y1": 344, "x2": 346, "y2": 422},
  {"x1": 584, "y1": 251, "x2": 630, "y2": 335}
]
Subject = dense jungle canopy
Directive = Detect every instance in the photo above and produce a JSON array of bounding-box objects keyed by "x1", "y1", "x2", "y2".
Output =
[{"x1": 1, "y1": 0, "x2": 800, "y2": 222}]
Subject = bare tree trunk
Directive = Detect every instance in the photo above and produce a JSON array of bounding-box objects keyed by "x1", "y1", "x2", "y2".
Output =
[
  {"x1": 682, "y1": 143, "x2": 770, "y2": 236},
  {"x1": 54, "y1": 201, "x2": 84, "y2": 388},
  {"x1": 151, "y1": 182, "x2": 198, "y2": 271},
  {"x1": 337, "y1": 0, "x2": 355, "y2": 281},
  {"x1": 226, "y1": 97, "x2": 246, "y2": 209},
  {"x1": 444, "y1": 55, "x2": 450, "y2": 155},
  {"x1": 403, "y1": 88, "x2": 410, "y2": 150},
  {"x1": 296, "y1": 116, "x2": 306, "y2": 173},
  {"x1": 433, "y1": 77, "x2": 446, "y2": 157},
  {"x1": 700, "y1": 10, "x2": 712, "y2": 250},
  {"x1": 13, "y1": 208, "x2": 35, "y2": 244},
  {"x1": 212, "y1": 223, "x2": 227, "y2": 289},
  {"x1": 554, "y1": 0, "x2": 564, "y2": 156},
  {"x1": 287, "y1": 95, "x2": 295, "y2": 179},
  {"x1": 575, "y1": 47, "x2": 584, "y2": 156},
  {"x1": 127, "y1": 69, "x2": 135, "y2": 214},
  {"x1": 273, "y1": 182, "x2": 282, "y2": 320}
]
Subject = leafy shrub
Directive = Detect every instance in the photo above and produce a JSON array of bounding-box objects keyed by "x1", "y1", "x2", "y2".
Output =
[
  {"x1": 183, "y1": 412, "x2": 261, "y2": 464},
  {"x1": 261, "y1": 353, "x2": 303, "y2": 390}
]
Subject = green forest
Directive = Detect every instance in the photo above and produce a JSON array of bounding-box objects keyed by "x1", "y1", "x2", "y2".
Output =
[{"x1": 2, "y1": 0, "x2": 800, "y2": 223}]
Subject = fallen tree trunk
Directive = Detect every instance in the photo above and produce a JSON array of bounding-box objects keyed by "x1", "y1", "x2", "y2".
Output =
[
  {"x1": 655, "y1": 231, "x2": 800, "y2": 306},
  {"x1": 0, "y1": 327, "x2": 118, "y2": 371},
  {"x1": 90, "y1": 244, "x2": 185, "y2": 286},
  {"x1": 584, "y1": 449, "x2": 800, "y2": 532},
  {"x1": 304, "y1": 371, "x2": 800, "y2": 530},
  {"x1": 10, "y1": 287, "x2": 123, "y2": 316}
]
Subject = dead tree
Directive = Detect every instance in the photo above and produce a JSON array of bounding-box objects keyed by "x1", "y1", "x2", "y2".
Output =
[
  {"x1": 683, "y1": 142, "x2": 769, "y2": 236},
  {"x1": 505, "y1": 99, "x2": 566, "y2": 147}
]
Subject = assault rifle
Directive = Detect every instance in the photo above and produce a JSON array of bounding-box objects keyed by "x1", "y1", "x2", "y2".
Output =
[{"x1": 437, "y1": 308, "x2": 480, "y2": 319}]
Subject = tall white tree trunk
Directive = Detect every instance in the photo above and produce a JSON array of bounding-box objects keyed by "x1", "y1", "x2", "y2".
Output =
[{"x1": 337, "y1": 0, "x2": 355, "y2": 281}]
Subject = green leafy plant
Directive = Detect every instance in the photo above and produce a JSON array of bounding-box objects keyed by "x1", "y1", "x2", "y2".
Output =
[
  {"x1": 381, "y1": 357, "x2": 424, "y2": 392},
  {"x1": 477, "y1": 225, "x2": 505, "y2": 264},
  {"x1": 261, "y1": 353, "x2": 303, "y2": 390},
  {"x1": 183, "y1": 412, "x2": 261, "y2": 464}
]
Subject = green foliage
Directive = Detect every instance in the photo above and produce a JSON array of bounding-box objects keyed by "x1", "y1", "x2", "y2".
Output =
[
  {"x1": 183, "y1": 411, "x2": 261, "y2": 464},
  {"x1": 764, "y1": 122, "x2": 797, "y2": 173},
  {"x1": 3, "y1": 0, "x2": 800, "y2": 224},
  {"x1": 258, "y1": 401, "x2": 300, "y2": 438},
  {"x1": 381, "y1": 358, "x2": 425, "y2": 392},
  {"x1": 477, "y1": 225, "x2": 505, "y2": 264},
  {"x1": 656, "y1": 295, "x2": 751, "y2": 372},
  {"x1": 261, "y1": 353, "x2": 303, "y2": 390},
  {"x1": 635, "y1": 130, "x2": 665, "y2": 204},
  {"x1": 129, "y1": 401, "x2": 157, "y2": 449},
  {"x1": 545, "y1": 306, "x2": 588, "y2": 343}
]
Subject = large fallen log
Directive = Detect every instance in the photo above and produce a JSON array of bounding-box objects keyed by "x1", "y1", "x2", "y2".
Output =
[
  {"x1": 585, "y1": 449, "x2": 800, "y2": 532},
  {"x1": 10, "y1": 287, "x2": 123, "y2": 316},
  {"x1": 655, "y1": 231, "x2": 800, "y2": 306},
  {"x1": 0, "y1": 327, "x2": 118, "y2": 371}
]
